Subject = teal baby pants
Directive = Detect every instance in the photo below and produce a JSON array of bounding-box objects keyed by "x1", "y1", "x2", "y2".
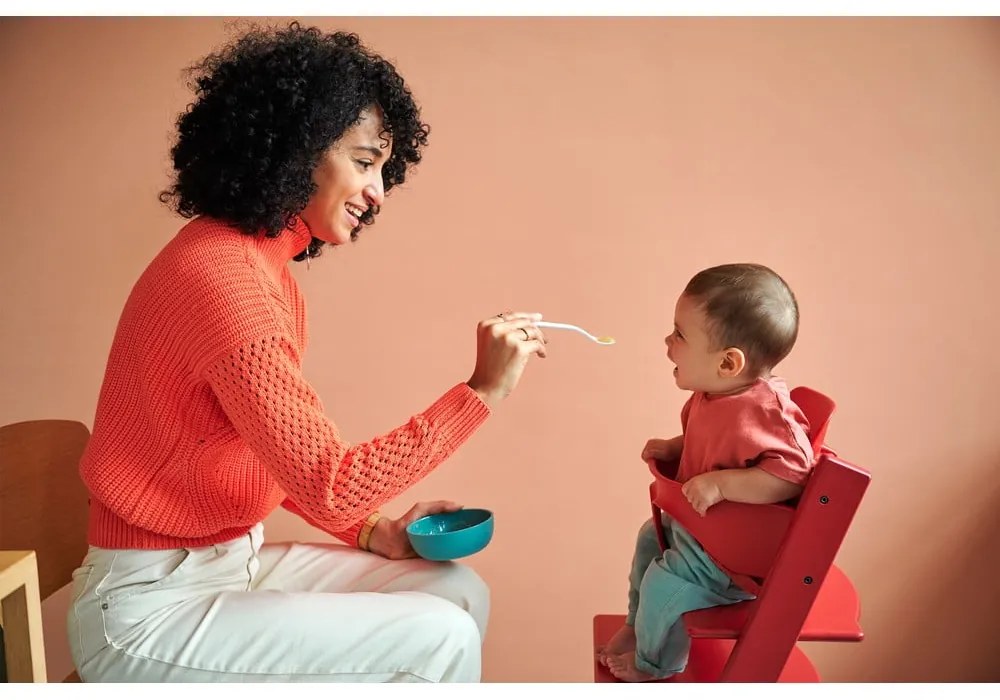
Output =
[{"x1": 626, "y1": 515, "x2": 755, "y2": 678}]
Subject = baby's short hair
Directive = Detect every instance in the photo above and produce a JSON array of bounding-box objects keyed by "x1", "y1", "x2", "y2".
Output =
[{"x1": 683, "y1": 263, "x2": 799, "y2": 375}]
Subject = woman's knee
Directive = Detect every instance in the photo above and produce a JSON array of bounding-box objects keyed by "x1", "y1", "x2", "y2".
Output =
[
  {"x1": 415, "y1": 597, "x2": 482, "y2": 682},
  {"x1": 434, "y1": 563, "x2": 490, "y2": 640}
]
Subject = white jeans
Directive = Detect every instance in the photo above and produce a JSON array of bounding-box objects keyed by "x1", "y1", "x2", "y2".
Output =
[{"x1": 67, "y1": 523, "x2": 488, "y2": 682}]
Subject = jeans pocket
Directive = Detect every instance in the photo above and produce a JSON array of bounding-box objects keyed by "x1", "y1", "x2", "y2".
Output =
[
  {"x1": 97, "y1": 549, "x2": 195, "y2": 644},
  {"x1": 99, "y1": 549, "x2": 193, "y2": 603}
]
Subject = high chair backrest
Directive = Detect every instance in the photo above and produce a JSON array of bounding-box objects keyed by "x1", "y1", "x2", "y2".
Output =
[
  {"x1": 722, "y1": 451, "x2": 869, "y2": 680},
  {"x1": 789, "y1": 385, "x2": 836, "y2": 454}
]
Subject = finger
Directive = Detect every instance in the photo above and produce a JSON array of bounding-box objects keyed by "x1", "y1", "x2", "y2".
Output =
[
  {"x1": 491, "y1": 320, "x2": 540, "y2": 341},
  {"x1": 505, "y1": 311, "x2": 544, "y2": 322},
  {"x1": 490, "y1": 312, "x2": 543, "y2": 331},
  {"x1": 510, "y1": 324, "x2": 548, "y2": 345},
  {"x1": 483, "y1": 310, "x2": 540, "y2": 328},
  {"x1": 482, "y1": 310, "x2": 515, "y2": 328},
  {"x1": 409, "y1": 500, "x2": 463, "y2": 521},
  {"x1": 425, "y1": 500, "x2": 463, "y2": 513},
  {"x1": 518, "y1": 337, "x2": 547, "y2": 359}
]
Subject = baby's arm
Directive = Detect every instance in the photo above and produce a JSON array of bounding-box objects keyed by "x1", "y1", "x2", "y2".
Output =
[
  {"x1": 681, "y1": 468, "x2": 801, "y2": 516},
  {"x1": 711, "y1": 467, "x2": 803, "y2": 505}
]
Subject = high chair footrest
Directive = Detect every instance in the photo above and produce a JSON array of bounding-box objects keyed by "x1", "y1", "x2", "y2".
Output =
[{"x1": 593, "y1": 614, "x2": 820, "y2": 682}]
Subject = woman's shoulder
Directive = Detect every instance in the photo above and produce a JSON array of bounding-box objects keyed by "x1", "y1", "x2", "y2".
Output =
[
  {"x1": 147, "y1": 217, "x2": 265, "y2": 292},
  {"x1": 128, "y1": 217, "x2": 295, "y2": 366},
  {"x1": 135, "y1": 217, "x2": 280, "y2": 325},
  {"x1": 168, "y1": 216, "x2": 253, "y2": 262}
]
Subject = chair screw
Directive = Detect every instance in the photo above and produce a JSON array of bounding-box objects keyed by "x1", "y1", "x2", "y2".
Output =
[{"x1": 819, "y1": 495, "x2": 829, "y2": 504}]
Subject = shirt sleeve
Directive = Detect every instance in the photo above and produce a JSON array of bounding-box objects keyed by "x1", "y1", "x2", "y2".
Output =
[
  {"x1": 737, "y1": 403, "x2": 815, "y2": 485},
  {"x1": 202, "y1": 334, "x2": 490, "y2": 533}
]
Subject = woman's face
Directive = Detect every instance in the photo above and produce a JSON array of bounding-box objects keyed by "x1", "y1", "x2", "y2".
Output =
[{"x1": 301, "y1": 105, "x2": 391, "y2": 246}]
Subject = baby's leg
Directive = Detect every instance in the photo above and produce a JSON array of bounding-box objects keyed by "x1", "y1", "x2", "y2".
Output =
[
  {"x1": 597, "y1": 516, "x2": 669, "y2": 666},
  {"x1": 615, "y1": 522, "x2": 752, "y2": 681}
]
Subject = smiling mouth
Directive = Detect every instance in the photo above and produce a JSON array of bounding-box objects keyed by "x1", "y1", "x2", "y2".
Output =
[{"x1": 346, "y1": 202, "x2": 367, "y2": 221}]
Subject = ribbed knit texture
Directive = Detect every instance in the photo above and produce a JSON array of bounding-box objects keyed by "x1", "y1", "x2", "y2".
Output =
[{"x1": 81, "y1": 216, "x2": 491, "y2": 550}]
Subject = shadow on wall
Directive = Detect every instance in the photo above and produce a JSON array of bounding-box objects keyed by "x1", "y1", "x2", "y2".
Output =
[
  {"x1": 879, "y1": 466, "x2": 1000, "y2": 682},
  {"x1": 812, "y1": 449, "x2": 1000, "y2": 682}
]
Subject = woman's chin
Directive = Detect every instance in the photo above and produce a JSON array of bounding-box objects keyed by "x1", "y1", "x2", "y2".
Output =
[{"x1": 314, "y1": 230, "x2": 351, "y2": 246}]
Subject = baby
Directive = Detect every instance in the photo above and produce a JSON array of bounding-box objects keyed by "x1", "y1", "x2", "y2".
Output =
[{"x1": 598, "y1": 263, "x2": 815, "y2": 682}]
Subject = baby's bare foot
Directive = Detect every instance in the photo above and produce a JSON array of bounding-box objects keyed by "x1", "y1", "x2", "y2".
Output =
[
  {"x1": 596, "y1": 624, "x2": 637, "y2": 667},
  {"x1": 607, "y1": 651, "x2": 657, "y2": 683}
]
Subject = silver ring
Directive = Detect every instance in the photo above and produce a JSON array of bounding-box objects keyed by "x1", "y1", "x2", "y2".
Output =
[{"x1": 521, "y1": 327, "x2": 530, "y2": 341}]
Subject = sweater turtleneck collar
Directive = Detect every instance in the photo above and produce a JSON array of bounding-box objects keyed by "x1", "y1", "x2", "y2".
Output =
[{"x1": 257, "y1": 215, "x2": 315, "y2": 268}]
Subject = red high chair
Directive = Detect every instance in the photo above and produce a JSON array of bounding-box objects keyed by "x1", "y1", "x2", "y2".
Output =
[{"x1": 593, "y1": 387, "x2": 870, "y2": 682}]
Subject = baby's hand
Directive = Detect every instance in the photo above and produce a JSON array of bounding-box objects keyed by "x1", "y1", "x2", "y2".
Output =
[
  {"x1": 641, "y1": 438, "x2": 676, "y2": 463},
  {"x1": 681, "y1": 473, "x2": 725, "y2": 516}
]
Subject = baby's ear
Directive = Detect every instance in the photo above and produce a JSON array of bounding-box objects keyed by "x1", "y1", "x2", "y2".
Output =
[{"x1": 718, "y1": 347, "x2": 747, "y2": 378}]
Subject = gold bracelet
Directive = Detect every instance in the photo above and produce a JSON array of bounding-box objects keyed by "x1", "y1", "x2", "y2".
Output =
[{"x1": 358, "y1": 512, "x2": 382, "y2": 551}]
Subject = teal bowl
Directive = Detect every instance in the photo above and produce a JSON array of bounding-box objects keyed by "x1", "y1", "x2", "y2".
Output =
[{"x1": 405, "y1": 508, "x2": 494, "y2": 561}]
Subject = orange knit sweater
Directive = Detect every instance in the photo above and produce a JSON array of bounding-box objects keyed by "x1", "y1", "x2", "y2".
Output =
[{"x1": 80, "y1": 216, "x2": 491, "y2": 550}]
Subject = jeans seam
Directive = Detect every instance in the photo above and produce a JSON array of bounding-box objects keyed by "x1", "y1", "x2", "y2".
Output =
[
  {"x1": 103, "y1": 641, "x2": 442, "y2": 681},
  {"x1": 71, "y1": 565, "x2": 95, "y2": 661}
]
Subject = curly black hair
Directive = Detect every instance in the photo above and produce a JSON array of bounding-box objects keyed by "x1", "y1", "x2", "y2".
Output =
[{"x1": 158, "y1": 21, "x2": 430, "y2": 261}]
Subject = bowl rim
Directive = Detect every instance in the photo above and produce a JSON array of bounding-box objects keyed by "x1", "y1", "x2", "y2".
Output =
[{"x1": 405, "y1": 508, "x2": 494, "y2": 536}]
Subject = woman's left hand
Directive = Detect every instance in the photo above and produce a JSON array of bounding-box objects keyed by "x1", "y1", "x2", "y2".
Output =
[{"x1": 366, "y1": 500, "x2": 463, "y2": 559}]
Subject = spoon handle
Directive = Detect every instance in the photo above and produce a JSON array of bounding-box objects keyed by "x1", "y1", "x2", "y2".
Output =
[{"x1": 535, "y1": 321, "x2": 584, "y2": 333}]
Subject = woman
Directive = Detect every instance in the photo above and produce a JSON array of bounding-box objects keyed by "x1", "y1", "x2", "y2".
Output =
[{"x1": 67, "y1": 22, "x2": 546, "y2": 683}]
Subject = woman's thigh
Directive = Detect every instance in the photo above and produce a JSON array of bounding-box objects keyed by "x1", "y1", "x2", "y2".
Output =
[{"x1": 69, "y1": 525, "x2": 485, "y2": 682}]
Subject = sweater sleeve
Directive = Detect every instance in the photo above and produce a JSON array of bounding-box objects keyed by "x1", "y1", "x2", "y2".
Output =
[
  {"x1": 281, "y1": 497, "x2": 366, "y2": 548},
  {"x1": 202, "y1": 334, "x2": 491, "y2": 533}
]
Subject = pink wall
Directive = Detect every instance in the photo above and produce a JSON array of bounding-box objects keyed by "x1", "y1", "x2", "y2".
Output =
[{"x1": 3, "y1": 17, "x2": 998, "y2": 682}]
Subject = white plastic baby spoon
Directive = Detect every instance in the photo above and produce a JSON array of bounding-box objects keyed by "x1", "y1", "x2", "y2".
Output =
[{"x1": 535, "y1": 321, "x2": 615, "y2": 345}]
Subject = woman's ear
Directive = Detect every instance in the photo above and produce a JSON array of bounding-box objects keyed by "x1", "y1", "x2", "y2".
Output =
[{"x1": 718, "y1": 347, "x2": 747, "y2": 378}]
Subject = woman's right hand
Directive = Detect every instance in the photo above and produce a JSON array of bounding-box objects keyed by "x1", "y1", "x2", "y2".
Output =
[{"x1": 466, "y1": 311, "x2": 547, "y2": 408}]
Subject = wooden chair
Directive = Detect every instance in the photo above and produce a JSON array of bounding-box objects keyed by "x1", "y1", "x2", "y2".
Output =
[
  {"x1": 593, "y1": 387, "x2": 871, "y2": 682},
  {"x1": 0, "y1": 420, "x2": 90, "y2": 682}
]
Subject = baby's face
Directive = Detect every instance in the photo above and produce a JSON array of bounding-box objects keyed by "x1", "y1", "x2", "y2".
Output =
[{"x1": 664, "y1": 294, "x2": 730, "y2": 393}]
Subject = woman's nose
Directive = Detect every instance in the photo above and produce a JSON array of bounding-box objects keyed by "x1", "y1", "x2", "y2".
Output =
[{"x1": 364, "y1": 179, "x2": 385, "y2": 208}]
